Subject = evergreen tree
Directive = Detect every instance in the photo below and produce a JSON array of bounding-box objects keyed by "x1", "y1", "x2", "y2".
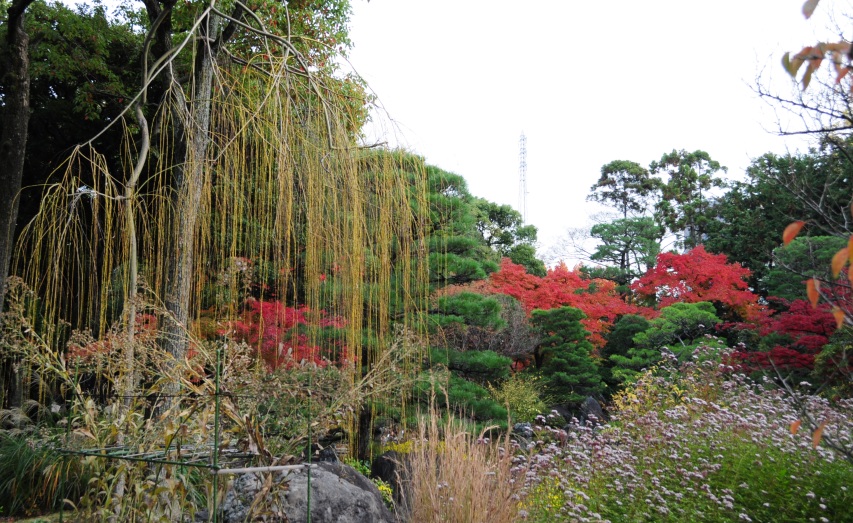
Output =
[
  {"x1": 425, "y1": 166, "x2": 499, "y2": 287},
  {"x1": 765, "y1": 236, "x2": 849, "y2": 302},
  {"x1": 599, "y1": 314, "x2": 651, "y2": 393},
  {"x1": 589, "y1": 217, "x2": 664, "y2": 285},
  {"x1": 651, "y1": 150, "x2": 727, "y2": 250},
  {"x1": 611, "y1": 302, "x2": 721, "y2": 384},
  {"x1": 431, "y1": 292, "x2": 505, "y2": 330},
  {"x1": 530, "y1": 306, "x2": 603, "y2": 406},
  {"x1": 587, "y1": 160, "x2": 659, "y2": 218},
  {"x1": 473, "y1": 198, "x2": 546, "y2": 276}
]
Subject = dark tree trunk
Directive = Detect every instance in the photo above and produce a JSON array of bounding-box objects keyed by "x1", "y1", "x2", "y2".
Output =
[
  {"x1": 161, "y1": 15, "x2": 217, "y2": 367},
  {"x1": 152, "y1": 4, "x2": 245, "y2": 395},
  {"x1": 357, "y1": 404, "x2": 373, "y2": 461},
  {"x1": 0, "y1": 0, "x2": 35, "y2": 315},
  {"x1": 0, "y1": 0, "x2": 35, "y2": 408}
]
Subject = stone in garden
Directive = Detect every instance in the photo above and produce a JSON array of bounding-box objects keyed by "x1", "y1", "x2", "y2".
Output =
[
  {"x1": 371, "y1": 450, "x2": 410, "y2": 506},
  {"x1": 219, "y1": 461, "x2": 395, "y2": 523},
  {"x1": 579, "y1": 396, "x2": 607, "y2": 426},
  {"x1": 512, "y1": 422, "x2": 534, "y2": 439},
  {"x1": 550, "y1": 404, "x2": 573, "y2": 423}
]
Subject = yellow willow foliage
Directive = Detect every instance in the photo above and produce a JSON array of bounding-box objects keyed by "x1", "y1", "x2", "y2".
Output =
[{"x1": 13, "y1": 50, "x2": 430, "y2": 449}]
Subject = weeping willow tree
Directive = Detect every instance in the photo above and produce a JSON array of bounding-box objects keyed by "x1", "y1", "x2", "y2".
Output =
[{"x1": 11, "y1": 0, "x2": 429, "y2": 455}]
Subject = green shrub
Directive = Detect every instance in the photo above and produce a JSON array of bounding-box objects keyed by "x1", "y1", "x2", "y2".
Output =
[
  {"x1": 0, "y1": 432, "x2": 90, "y2": 517},
  {"x1": 530, "y1": 306, "x2": 603, "y2": 406},
  {"x1": 344, "y1": 458, "x2": 372, "y2": 476},
  {"x1": 599, "y1": 314, "x2": 651, "y2": 394},
  {"x1": 430, "y1": 348, "x2": 511, "y2": 383},
  {"x1": 415, "y1": 373, "x2": 508, "y2": 422},
  {"x1": 611, "y1": 302, "x2": 721, "y2": 384},
  {"x1": 488, "y1": 372, "x2": 546, "y2": 422},
  {"x1": 433, "y1": 292, "x2": 506, "y2": 330},
  {"x1": 445, "y1": 376, "x2": 508, "y2": 421}
]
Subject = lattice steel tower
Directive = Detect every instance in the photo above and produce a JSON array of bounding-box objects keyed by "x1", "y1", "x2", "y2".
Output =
[{"x1": 518, "y1": 132, "x2": 528, "y2": 224}]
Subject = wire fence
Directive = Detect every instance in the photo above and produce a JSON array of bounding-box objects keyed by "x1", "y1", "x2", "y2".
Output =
[{"x1": 58, "y1": 346, "x2": 318, "y2": 523}]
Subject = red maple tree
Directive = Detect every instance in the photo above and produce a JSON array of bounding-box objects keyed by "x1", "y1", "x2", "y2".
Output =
[
  {"x1": 225, "y1": 298, "x2": 348, "y2": 370},
  {"x1": 632, "y1": 245, "x2": 766, "y2": 322},
  {"x1": 732, "y1": 299, "x2": 836, "y2": 372},
  {"x1": 487, "y1": 259, "x2": 646, "y2": 348}
]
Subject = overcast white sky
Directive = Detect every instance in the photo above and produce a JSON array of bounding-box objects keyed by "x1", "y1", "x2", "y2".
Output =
[
  {"x1": 345, "y1": 0, "x2": 838, "y2": 258},
  {"x1": 67, "y1": 0, "x2": 842, "y2": 259}
]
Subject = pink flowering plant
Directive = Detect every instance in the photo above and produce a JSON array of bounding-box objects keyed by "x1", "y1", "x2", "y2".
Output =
[{"x1": 515, "y1": 346, "x2": 853, "y2": 522}]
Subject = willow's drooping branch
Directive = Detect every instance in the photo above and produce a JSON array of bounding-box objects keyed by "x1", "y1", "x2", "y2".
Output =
[
  {"x1": 209, "y1": 5, "x2": 308, "y2": 76},
  {"x1": 209, "y1": 4, "x2": 339, "y2": 146},
  {"x1": 222, "y1": 49, "x2": 272, "y2": 77},
  {"x1": 121, "y1": 102, "x2": 150, "y2": 398},
  {"x1": 221, "y1": 47, "x2": 313, "y2": 81},
  {"x1": 140, "y1": 3, "x2": 172, "y2": 103},
  {"x1": 85, "y1": 5, "x2": 213, "y2": 147}
]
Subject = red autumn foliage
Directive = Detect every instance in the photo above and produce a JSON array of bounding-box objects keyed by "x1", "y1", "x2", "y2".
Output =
[
  {"x1": 736, "y1": 346, "x2": 816, "y2": 370},
  {"x1": 67, "y1": 313, "x2": 160, "y2": 360},
  {"x1": 487, "y1": 259, "x2": 646, "y2": 348},
  {"x1": 66, "y1": 300, "x2": 349, "y2": 373},
  {"x1": 224, "y1": 298, "x2": 348, "y2": 371},
  {"x1": 761, "y1": 300, "x2": 837, "y2": 351},
  {"x1": 732, "y1": 299, "x2": 836, "y2": 372},
  {"x1": 632, "y1": 245, "x2": 766, "y2": 322}
]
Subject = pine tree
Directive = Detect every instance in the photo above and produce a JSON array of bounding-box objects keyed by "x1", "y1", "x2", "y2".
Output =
[{"x1": 531, "y1": 307, "x2": 603, "y2": 406}]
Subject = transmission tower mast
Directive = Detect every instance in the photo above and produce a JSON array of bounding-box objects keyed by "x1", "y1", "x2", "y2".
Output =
[{"x1": 518, "y1": 132, "x2": 528, "y2": 224}]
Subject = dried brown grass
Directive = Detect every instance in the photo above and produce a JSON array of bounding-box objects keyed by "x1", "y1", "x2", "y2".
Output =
[{"x1": 401, "y1": 406, "x2": 523, "y2": 523}]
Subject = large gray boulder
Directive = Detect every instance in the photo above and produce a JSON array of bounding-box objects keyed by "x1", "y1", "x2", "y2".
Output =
[
  {"x1": 219, "y1": 461, "x2": 396, "y2": 523},
  {"x1": 511, "y1": 422, "x2": 534, "y2": 440},
  {"x1": 579, "y1": 396, "x2": 607, "y2": 426}
]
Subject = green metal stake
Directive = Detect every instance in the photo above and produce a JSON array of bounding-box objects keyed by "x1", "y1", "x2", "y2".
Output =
[
  {"x1": 307, "y1": 359, "x2": 312, "y2": 523},
  {"x1": 213, "y1": 343, "x2": 222, "y2": 523},
  {"x1": 59, "y1": 361, "x2": 80, "y2": 523}
]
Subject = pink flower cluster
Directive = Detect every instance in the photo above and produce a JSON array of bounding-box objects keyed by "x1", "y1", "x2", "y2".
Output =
[{"x1": 512, "y1": 353, "x2": 853, "y2": 522}]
